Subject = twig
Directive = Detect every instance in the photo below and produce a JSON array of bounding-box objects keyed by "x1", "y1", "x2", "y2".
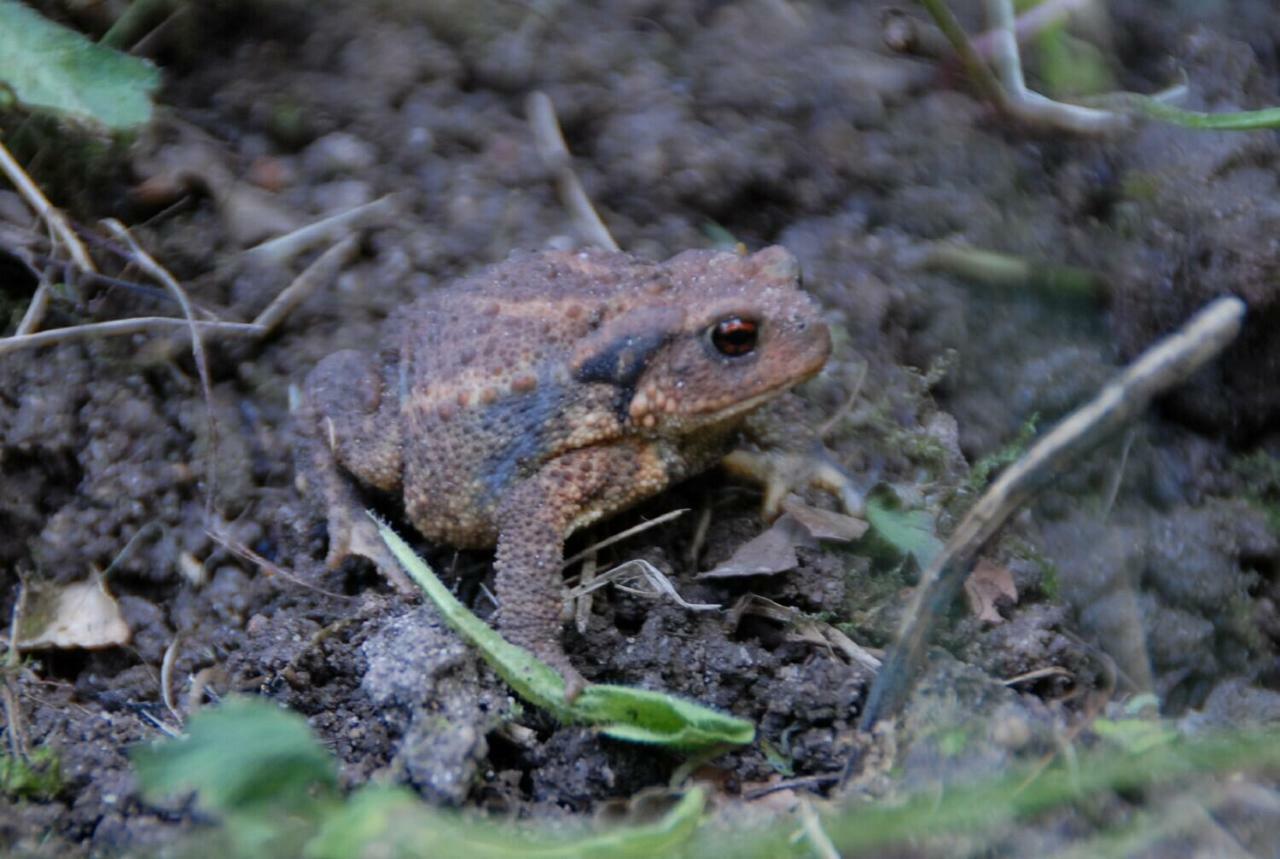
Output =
[
  {"x1": 526, "y1": 91, "x2": 620, "y2": 251},
  {"x1": 855, "y1": 296, "x2": 1245, "y2": 745},
  {"x1": 567, "y1": 558, "x2": 721, "y2": 611},
  {"x1": 100, "y1": 521, "x2": 164, "y2": 580},
  {"x1": 206, "y1": 528, "x2": 354, "y2": 600},
  {"x1": 687, "y1": 502, "x2": 712, "y2": 566},
  {"x1": 797, "y1": 799, "x2": 840, "y2": 859},
  {"x1": 3, "y1": 582, "x2": 28, "y2": 763},
  {"x1": 104, "y1": 219, "x2": 218, "y2": 519},
  {"x1": 1001, "y1": 665, "x2": 1074, "y2": 686},
  {"x1": 0, "y1": 139, "x2": 95, "y2": 275},
  {"x1": 252, "y1": 236, "x2": 359, "y2": 333},
  {"x1": 561, "y1": 508, "x2": 687, "y2": 570},
  {"x1": 0, "y1": 235, "x2": 357, "y2": 353},
  {"x1": 573, "y1": 550, "x2": 597, "y2": 635},
  {"x1": 1101, "y1": 428, "x2": 1135, "y2": 518},
  {"x1": 243, "y1": 194, "x2": 398, "y2": 268},
  {"x1": 15, "y1": 274, "x2": 51, "y2": 336},
  {"x1": 160, "y1": 635, "x2": 182, "y2": 724},
  {"x1": 743, "y1": 773, "x2": 841, "y2": 801},
  {"x1": 0, "y1": 317, "x2": 261, "y2": 356}
]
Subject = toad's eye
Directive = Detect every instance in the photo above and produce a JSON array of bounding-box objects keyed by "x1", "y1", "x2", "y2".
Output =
[{"x1": 709, "y1": 316, "x2": 758, "y2": 357}]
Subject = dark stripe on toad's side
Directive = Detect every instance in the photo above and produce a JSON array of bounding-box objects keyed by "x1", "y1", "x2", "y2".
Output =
[
  {"x1": 478, "y1": 365, "x2": 569, "y2": 502},
  {"x1": 573, "y1": 329, "x2": 672, "y2": 421}
]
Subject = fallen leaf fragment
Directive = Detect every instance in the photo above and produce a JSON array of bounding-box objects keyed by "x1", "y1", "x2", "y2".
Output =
[
  {"x1": 964, "y1": 558, "x2": 1018, "y2": 624},
  {"x1": 18, "y1": 575, "x2": 131, "y2": 650},
  {"x1": 782, "y1": 496, "x2": 869, "y2": 542},
  {"x1": 696, "y1": 515, "x2": 812, "y2": 579}
]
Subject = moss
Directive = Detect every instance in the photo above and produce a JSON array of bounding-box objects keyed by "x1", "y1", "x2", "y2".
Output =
[
  {"x1": 966, "y1": 413, "x2": 1040, "y2": 492},
  {"x1": 0, "y1": 747, "x2": 62, "y2": 800}
]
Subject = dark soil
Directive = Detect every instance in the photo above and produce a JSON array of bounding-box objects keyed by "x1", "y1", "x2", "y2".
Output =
[{"x1": 3, "y1": 0, "x2": 1280, "y2": 855}]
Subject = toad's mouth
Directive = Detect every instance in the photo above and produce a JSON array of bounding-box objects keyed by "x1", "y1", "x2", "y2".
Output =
[{"x1": 686, "y1": 353, "x2": 827, "y2": 421}]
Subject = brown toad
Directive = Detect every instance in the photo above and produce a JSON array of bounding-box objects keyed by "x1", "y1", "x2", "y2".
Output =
[{"x1": 296, "y1": 245, "x2": 837, "y2": 697}]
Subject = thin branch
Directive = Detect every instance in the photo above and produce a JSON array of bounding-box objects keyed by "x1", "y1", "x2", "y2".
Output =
[
  {"x1": 160, "y1": 635, "x2": 182, "y2": 724},
  {"x1": 798, "y1": 799, "x2": 840, "y2": 859},
  {"x1": 855, "y1": 295, "x2": 1245, "y2": 743},
  {"x1": 15, "y1": 274, "x2": 51, "y2": 336},
  {"x1": 104, "y1": 219, "x2": 219, "y2": 518},
  {"x1": 252, "y1": 236, "x2": 358, "y2": 333},
  {"x1": 526, "y1": 91, "x2": 620, "y2": 251},
  {"x1": 561, "y1": 508, "x2": 687, "y2": 570},
  {"x1": 0, "y1": 236, "x2": 356, "y2": 355},
  {"x1": 243, "y1": 194, "x2": 398, "y2": 268},
  {"x1": 0, "y1": 317, "x2": 260, "y2": 356},
  {"x1": 0, "y1": 139, "x2": 95, "y2": 274}
]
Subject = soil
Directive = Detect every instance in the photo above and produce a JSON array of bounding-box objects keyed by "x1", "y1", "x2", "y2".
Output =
[{"x1": 2, "y1": 0, "x2": 1280, "y2": 855}]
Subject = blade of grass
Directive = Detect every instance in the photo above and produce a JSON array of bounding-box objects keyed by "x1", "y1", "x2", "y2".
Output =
[
  {"x1": 373, "y1": 515, "x2": 754, "y2": 750},
  {"x1": 1104, "y1": 94, "x2": 1280, "y2": 130},
  {"x1": 308, "y1": 783, "x2": 706, "y2": 859}
]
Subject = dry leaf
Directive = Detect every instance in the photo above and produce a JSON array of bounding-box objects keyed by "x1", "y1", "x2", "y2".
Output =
[
  {"x1": 697, "y1": 515, "x2": 812, "y2": 579},
  {"x1": 18, "y1": 576, "x2": 131, "y2": 650},
  {"x1": 964, "y1": 559, "x2": 1018, "y2": 624},
  {"x1": 781, "y1": 496, "x2": 869, "y2": 542}
]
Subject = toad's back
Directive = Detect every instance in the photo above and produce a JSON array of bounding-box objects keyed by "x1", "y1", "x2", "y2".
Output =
[{"x1": 393, "y1": 250, "x2": 684, "y2": 547}]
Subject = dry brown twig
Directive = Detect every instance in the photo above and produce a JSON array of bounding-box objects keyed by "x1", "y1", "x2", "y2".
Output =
[
  {"x1": 0, "y1": 234, "x2": 359, "y2": 357},
  {"x1": 104, "y1": 218, "x2": 220, "y2": 515},
  {"x1": 527, "y1": 90, "x2": 620, "y2": 252},
  {"x1": 160, "y1": 635, "x2": 182, "y2": 724},
  {"x1": 0, "y1": 140, "x2": 95, "y2": 277},
  {"x1": 855, "y1": 294, "x2": 1246, "y2": 749}
]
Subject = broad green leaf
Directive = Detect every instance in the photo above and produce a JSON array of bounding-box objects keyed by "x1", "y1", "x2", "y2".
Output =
[
  {"x1": 865, "y1": 494, "x2": 943, "y2": 568},
  {"x1": 308, "y1": 784, "x2": 706, "y2": 859},
  {"x1": 0, "y1": 0, "x2": 159, "y2": 130},
  {"x1": 132, "y1": 697, "x2": 337, "y2": 815},
  {"x1": 375, "y1": 516, "x2": 755, "y2": 750}
]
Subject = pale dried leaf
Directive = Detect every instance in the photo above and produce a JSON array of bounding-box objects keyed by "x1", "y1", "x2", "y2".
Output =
[
  {"x1": 18, "y1": 576, "x2": 131, "y2": 650},
  {"x1": 697, "y1": 515, "x2": 811, "y2": 580},
  {"x1": 782, "y1": 496, "x2": 869, "y2": 542},
  {"x1": 964, "y1": 559, "x2": 1018, "y2": 624}
]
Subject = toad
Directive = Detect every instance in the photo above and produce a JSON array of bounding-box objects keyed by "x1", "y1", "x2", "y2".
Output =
[{"x1": 296, "y1": 245, "x2": 848, "y2": 697}]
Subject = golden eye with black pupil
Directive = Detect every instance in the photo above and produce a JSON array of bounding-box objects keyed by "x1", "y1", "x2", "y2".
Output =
[{"x1": 710, "y1": 316, "x2": 758, "y2": 356}]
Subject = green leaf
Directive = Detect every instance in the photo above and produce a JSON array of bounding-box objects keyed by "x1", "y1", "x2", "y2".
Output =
[
  {"x1": 864, "y1": 493, "x2": 943, "y2": 568},
  {"x1": 1093, "y1": 717, "x2": 1178, "y2": 755},
  {"x1": 132, "y1": 697, "x2": 337, "y2": 816},
  {"x1": 308, "y1": 783, "x2": 706, "y2": 859},
  {"x1": 0, "y1": 0, "x2": 159, "y2": 130},
  {"x1": 374, "y1": 515, "x2": 755, "y2": 750}
]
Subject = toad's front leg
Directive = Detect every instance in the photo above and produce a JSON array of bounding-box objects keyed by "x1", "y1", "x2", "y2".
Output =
[
  {"x1": 722, "y1": 395, "x2": 864, "y2": 518},
  {"x1": 494, "y1": 441, "x2": 668, "y2": 702}
]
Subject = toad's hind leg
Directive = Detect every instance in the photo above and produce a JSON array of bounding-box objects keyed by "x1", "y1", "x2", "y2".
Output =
[{"x1": 296, "y1": 349, "x2": 412, "y2": 592}]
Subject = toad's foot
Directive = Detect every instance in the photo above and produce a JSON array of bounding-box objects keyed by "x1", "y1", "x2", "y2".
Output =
[{"x1": 721, "y1": 448, "x2": 864, "y2": 520}]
